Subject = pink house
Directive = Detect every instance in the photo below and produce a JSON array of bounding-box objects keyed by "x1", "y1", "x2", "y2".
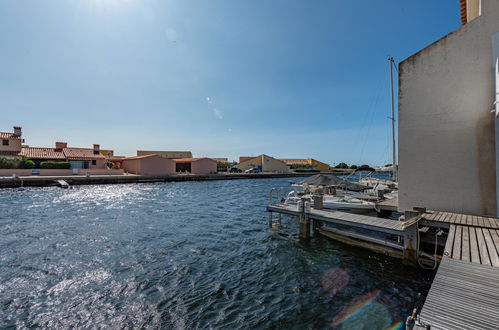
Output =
[
  {"x1": 121, "y1": 154, "x2": 175, "y2": 175},
  {"x1": 174, "y1": 158, "x2": 217, "y2": 174}
]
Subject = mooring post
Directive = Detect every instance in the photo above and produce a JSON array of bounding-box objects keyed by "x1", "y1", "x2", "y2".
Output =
[
  {"x1": 312, "y1": 195, "x2": 324, "y2": 233},
  {"x1": 299, "y1": 198, "x2": 311, "y2": 238},
  {"x1": 403, "y1": 210, "x2": 419, "y2": 264},
  {"x1": 269, "y1": 212, "x2": 273, "y2": 228}
]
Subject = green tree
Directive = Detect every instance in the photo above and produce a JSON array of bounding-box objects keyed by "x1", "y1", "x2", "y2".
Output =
[{"x1": 335, "y1": 162, "x2": 349, "y2": 169}]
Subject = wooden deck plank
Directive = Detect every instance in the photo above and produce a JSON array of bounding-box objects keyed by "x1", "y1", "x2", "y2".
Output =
[
  {"x1": 490, "y1": 230, "x2": 499, "y2": 255},
  {"x1": 489, "y1": 217, "x2": 499, "y2": 229},
  {"x1": 469, "y1": 226, "x2": 481, "y2": 264},
  {"x1": 419, "y1": 257, "x2": 499, "y2": 330},
  {"x1": 267, "y1": 204, "x2": 405, "y2": 235},
  {"x1": 452, "y1": 225, "x2": 462, "y2": 260},
  {"x1": 463, "y1": 214, "x2": 473, "y2": 226},
  {"x1": 478, "y1": 216, "x2": 487, "y2": 228},
  {"x1": 444, "y1": 225, "x2": 455, "y2": 258},
  {"x1": 461, "y1": 225, "x2": 470, "y2": 262},
  {"x1": 483, "y1": 229, "x2": 499, "y2": 267},
  {"x1": 434, "y1": 211, "x2": 445, "y2": 222},
  {"x1": 476, "y1": 228, "x2": 492, "y2": 266}
]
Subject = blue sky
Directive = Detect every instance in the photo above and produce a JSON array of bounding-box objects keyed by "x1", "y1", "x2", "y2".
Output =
[{"x1": 0, "y1": 0, "x2": 460, "y2": 165}]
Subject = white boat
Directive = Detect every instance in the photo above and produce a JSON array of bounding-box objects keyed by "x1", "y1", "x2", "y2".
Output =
[{"x1": 284, "y1": 191, "x2": 376, "y2": 214}]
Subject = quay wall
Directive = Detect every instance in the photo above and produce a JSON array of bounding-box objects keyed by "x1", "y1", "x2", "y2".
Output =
[
  {"x1": 0, "y1": 172, "x2": 320, "y2": 188},
  {"x1": 399, "y1": 0, "x2": 499, "y2": 216},
  {"x1": 0, "y1": 168, "x2": 124, "y2": 177}
]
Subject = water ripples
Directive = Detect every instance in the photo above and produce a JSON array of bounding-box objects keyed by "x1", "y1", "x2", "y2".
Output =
[{"x1": 0, "y1": 179, "x2": 434, "y2": 329}]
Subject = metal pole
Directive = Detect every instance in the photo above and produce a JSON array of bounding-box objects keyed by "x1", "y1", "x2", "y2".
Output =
[{"x1": 389, "y1": 57, "x2": 397, "y2": 181}]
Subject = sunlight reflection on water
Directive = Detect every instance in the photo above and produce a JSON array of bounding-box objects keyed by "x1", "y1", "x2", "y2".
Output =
[{"x1": 0, "y1": 179, "x2": 434, "y2": 328}]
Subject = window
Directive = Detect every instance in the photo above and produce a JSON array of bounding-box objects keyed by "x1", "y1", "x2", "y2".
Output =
[
  {"x1": 2, "y1": 139, "x2": 8, "y2": 146},
  {"x1": 91, "y1": 160, "x2": 96, "y2": 166}
]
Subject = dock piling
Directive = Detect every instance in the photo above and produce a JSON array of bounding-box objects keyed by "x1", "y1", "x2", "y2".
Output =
[{"x1": 299, "y1": 198, "x2": 311, "y2": 238}]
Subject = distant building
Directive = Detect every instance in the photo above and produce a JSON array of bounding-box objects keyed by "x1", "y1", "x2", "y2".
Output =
[
  {"x1": 99, "y1": 149, "x2": 114, "y2": 157},
  {"x1": 137, "y1": 150, "x2": 192, "y2": 159},
  {"x1": 279, "y1": 158, "x2": 331, "y2": 172},
  {"x1": 121, "y1": 154, "x2": 175, "y2": 175},
  {"x1": 174, "y1": 158, "x2": 217, "y2": 174},
  {"x1": 237, "y1": 155, "x2": 290, "y2": 173},
  {"x1": 398, "y1": 0, "x2": 499, "y2": 216},
  {"x1": 211, "y1": 158, "x2": 229, "y2": 163},
  {"x1": 0, "y1": 126, "x2": 106, "y2": 169},
  {"x1": 0, "y1": 126, "x2": 23, "y2": 156}
]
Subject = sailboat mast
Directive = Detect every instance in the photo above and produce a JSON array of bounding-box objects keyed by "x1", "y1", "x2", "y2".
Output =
[{"x1": 389, "y1": 57, "x2": 397, "y2": 181}]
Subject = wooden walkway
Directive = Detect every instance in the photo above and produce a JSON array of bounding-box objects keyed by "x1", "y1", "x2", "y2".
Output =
[
  {"x1": 267, "y1": 204, "x2": 406, "y2": 235},
  {"x1": 444, "y1": 224, "x2": 499, "y2": 267},
  {"x1": 423, "y1": 211, "x2": 499, "y2": 229},
  {"x1": 419, "y1": 257, "x2": 499, "y2": 330}
]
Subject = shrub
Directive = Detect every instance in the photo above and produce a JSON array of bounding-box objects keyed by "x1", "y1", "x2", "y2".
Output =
[
  {"x1": 0, "y1": 156, "x2": 35, "y2": 169},
  {"x1": 40, "y1": 161, "x2": 71, "y2": 169},
  {"x1": 350, "y1": 165, "x2": 358, "y2": 169},
  {"x1": 335, "y1": 162, "x2": 349, "y2": 169},
  {"x1": 20, "y1": 159, "x2": 35, "y2": 169}
]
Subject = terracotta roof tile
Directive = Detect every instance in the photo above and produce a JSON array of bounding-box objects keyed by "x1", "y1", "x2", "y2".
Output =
[
  {"x1": 123, "y1": 154, "x2": 164, "y2": 160},
  {"x1": 63, "y1": 148, "x2": 105, "y2": 160},
  {"x1": 20, "y1": 147, "x2": 66, "y2": 160}
]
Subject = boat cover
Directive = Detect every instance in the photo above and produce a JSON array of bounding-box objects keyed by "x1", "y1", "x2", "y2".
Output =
[{"x1": 299, "y1": 174, "x2": 368, "y2": 192}]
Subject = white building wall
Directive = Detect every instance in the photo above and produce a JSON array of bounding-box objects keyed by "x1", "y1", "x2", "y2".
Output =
[{"x1": 399, "y1": 0, "x2": 499, "y2": 216}]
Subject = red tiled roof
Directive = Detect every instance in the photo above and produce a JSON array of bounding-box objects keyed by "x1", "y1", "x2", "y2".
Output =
[
  {"x1": 63, "y1": 148, "x2": 105, "y2": 160},
  {"x1": 0, "y1": 151, "x2": 20, "y2": 156},
  {"x1": 20, "y1": 147, "x2": 65, "y2": 160},
  {"x1": 173, "y1": 157, "x2": 214, "y2": 163},
  {"x1": 0, "y1": 132, "x2": 20, "y2": 139},
  {"x1": 279, "y1": 158, "x2": 310, "y2": 165},
  {"x1": 122, "y1": 154, "x2": 163, "y2": 161}
]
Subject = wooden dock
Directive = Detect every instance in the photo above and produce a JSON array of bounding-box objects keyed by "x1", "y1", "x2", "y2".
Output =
[
  {"x1": 444, "y1": 224, "x2": 499, "y2": 267},
  {"x1": 423, "y1": 210, "x2": 499, "y2": 229},
  {"x1": 266, "y1": 198, "x2": 499, "y2": 329},
  {"x1": 418, "y1": 257, "x2": 499, "y2": 330},
  {"x1": 417, "y1": 211, "x2": 499, "y2": 329},
  {"x1": 267, "y1": 204, "x2": 406, "y2": 235}
]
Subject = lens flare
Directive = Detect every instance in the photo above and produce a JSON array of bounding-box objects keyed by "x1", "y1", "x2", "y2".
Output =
[
  {"x1": 330, "y1": 289, "x2": 381, "y2": 326},
  {"x1": 320, "y1": 267, "x2": 349, "y2": 294},
  {"x1": 385, "y1": 321, "x2": 405, "y2": 330}
]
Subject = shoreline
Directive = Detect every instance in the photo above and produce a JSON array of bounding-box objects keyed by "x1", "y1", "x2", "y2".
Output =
[{"x1": 0, "y1": 172, "x2": 345, "y2": 188}]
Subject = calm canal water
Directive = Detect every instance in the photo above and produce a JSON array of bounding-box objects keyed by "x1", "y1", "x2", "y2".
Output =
[{"x1": 0, "y1": 178, "x2": 435, "y2": 329}]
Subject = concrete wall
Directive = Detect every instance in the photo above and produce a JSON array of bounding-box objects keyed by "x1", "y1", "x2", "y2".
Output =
[
  {"x1": 122, "y1": 155, "x2": 175, "y2": 175},
  {"x1": 399, "y1": 0, "x2": 499, "y2": 216},
  {"x1": 78, "y1": 169, "x2": 124, "y2": 175},
  {"x1": 190, "y1": 158, "x2": 217, "y2": 174}
]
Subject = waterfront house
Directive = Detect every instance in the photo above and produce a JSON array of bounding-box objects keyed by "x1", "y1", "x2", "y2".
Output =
[
  {"x1": 137, "y1": 150, "x2": 192, "y2": 159},
  {"x1": 0, "y1": 126, "x2": 23, "y2": 157},
  {"x1": 237, "y1": 155, "x2": 290, "y2": 173},
  {"x1": 398, "y1": 0, "x2": 499, "y2": 216},
  {"x1": 174, "y1": 158, "x2": 217, "y2": 174},
  {"x1": 121, "y1": 154, "x2": 176, "y2": 175},
  {"x1": 279, "y1": 158, "x2": 331, "y2": 172}
]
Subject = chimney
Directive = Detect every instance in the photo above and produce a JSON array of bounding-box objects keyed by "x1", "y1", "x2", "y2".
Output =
[
  {"x1": 13, "y1": 126, "x2": 22, "y2": 137},
  {"x1": 93, "y1": 144, "x2": 100, "y2": 154},
  {"x1": 55, "y1": 142, "x2": 68, "y2": 150}
]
